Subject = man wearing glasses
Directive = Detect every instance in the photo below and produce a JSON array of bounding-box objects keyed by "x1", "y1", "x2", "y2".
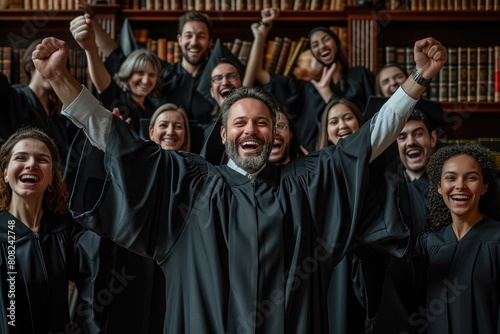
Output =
[
  {"x1": 200, "y1": 58, "x2": 243, "y2": 165},
  {"x1": 269, "y1": 110, "x2": 305, "y2": 165}
]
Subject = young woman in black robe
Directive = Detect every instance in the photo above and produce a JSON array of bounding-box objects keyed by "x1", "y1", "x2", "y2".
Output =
[
  {"x1": 0, "y1": 127, "x2": 98, "y2": 334},
  {"x1": 413, "y1": 144, "x2": 500, "y2": 334}
]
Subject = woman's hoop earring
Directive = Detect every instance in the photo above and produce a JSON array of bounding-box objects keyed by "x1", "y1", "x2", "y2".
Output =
[{"x1": 47, "y1": 184, "x2": 54, "y2": 193}]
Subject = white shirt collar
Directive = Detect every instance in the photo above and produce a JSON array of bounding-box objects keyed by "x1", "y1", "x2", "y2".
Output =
[{"x1": 227, "y1": 159, "x2": 267, "y2": 182}]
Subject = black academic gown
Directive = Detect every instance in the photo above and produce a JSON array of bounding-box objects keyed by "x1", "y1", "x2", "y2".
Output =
[
  {"x1": 414, "y1": 217, "x2": 500, "y2": 334},
  {"x1": 69, "y1": 116, "x2": 409, "y2": 333},
  {"x1": 0, "y1": 210, "x2": 99, "y2": 334},
  {"x1": 337, "y1": 66, "x2": 375, "y2": 114},
  {"x1": 0, "y1": 72, "x2": 73, "y2": 161},
  {"x1": 155, "y1": 62, "x2": 213, "y2": 153},
  {"x1": 405, "y1": 172, "x2": 430, "y2": 237}
]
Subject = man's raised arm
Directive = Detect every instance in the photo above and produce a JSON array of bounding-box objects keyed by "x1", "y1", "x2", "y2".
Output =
[
  {"x1": 369, "y1": 37, "x2": 447, "y2": 162},
  {"x1": 32, "y1": 37, "x2": 112, "y2": 150}
]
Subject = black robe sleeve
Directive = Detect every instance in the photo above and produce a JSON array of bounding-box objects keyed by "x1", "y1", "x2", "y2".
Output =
[{"x1": 70, "y1": 117, "x2": 208, "y2": 261}]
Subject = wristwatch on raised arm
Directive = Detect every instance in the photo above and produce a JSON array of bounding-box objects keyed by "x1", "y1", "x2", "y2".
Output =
[{"x1": 411, "y1": 68, "x2": 432, "y2": 88}]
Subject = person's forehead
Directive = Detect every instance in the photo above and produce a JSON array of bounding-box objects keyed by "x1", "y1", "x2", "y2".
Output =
[
  {"x1": 380, "y1": 66, "x2": 406, "y2": 79},
  {"x1": 329, "y1": 103, "x2": 352, "y2": 116},
  {"x1": 12, "y1": 138, "x2": 51, "y2": 155},
  {"x1": 228, "y1": 98, "x2": 272, "y2": 119},
  {"x1": 310, "y1": 30, "x2": 330, "y2": 42},
  {"x1": 158, "y1": 110, "x2": 184, "y2": 120},
  {"x1": 443, "y1": 154, "x2": 480, "y2": 171},
  {"x1": 212, "y1": 63, "x2": 237, "y2": 76},
  {"x1": 401, "y1": 119, "x2": 429, "y2": 134},
  {"x1": 181, "y1": 21, "x2": 209, "y2": 34},
  {"x1": 277, "y1": 112, "x2": 289, "y2": 124}
]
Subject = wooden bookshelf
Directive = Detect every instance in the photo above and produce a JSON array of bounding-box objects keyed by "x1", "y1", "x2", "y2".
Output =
[{"x1": 0, "y1": 4, "x2": 499, "y2": 138}]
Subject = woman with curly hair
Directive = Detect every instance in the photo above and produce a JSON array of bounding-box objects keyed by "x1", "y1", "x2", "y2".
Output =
[
  {"x1": 414, "y1": 144, "x2": 500, "y2": 334},
  {"x1": 0, "y1": 127, "x2": 98, "y2": 333}
]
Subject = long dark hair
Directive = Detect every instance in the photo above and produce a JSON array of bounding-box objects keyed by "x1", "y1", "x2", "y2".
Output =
[{"x1": 316, "y1": 98, "x2": 364, "y2": 150}]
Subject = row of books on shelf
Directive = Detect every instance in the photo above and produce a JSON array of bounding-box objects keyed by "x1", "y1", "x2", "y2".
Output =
[
  {"x1": 122, "y1": 0, "x2": 349, "y2": 10},
  {"x1": 143, "y1": 35, "x2": 310, "y2": 75},
  {"x1": 145, "y1": 38, "x2": 183, "y2": 64},
  {"x1": 380, "y1": 45, "x2": 500, "y2": 103},
  {"x1": 11, "y1": 0, "x2": 78, "y2": 10},
  {"x1": 1, "y1": 46, "x2": 91, "y2": 88},
  {"x1": 140, "y1": 25, "x2": 346, "y2": 74},
  {"x1": 385, "y1": 0, "x2": 500, "y2": 10}
]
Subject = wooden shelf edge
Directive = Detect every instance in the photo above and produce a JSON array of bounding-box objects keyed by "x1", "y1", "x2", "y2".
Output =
[
  {"x1": 377, "y1": 10, "x2": 500, "y2": 22},
  {"x1": 442, "y1": 102, "x2": 500, "y2": 113},
  {"x1": 0, "y1": 5, "x2": 119, "y2": 20},
  {"x1": 120, "y1": 9, "x2": 348, "y2": 21}
]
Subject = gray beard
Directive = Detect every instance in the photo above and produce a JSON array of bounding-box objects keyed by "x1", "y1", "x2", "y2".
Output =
[{"x1": 225, "y1": 136, "x2": 272, "y2": 172}]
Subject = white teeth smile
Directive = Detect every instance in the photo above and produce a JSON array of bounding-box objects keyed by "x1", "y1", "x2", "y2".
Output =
[
  {"x1": 407, "y1": 149, "x2": 421, "y2": 158},
  {"x1": 451, "y1": 195, "x2": 471, "y2": 201},
  {"x1": 242, "y1": 141, "x2": 259, "y2": 149},
  {"x1": 20, "y1": 175, "x2": 39, "y2": 183}
]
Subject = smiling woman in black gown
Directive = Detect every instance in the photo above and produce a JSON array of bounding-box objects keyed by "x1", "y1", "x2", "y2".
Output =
[{"x1": 413, "y1": 144, "x2": 500, "y2": 334}]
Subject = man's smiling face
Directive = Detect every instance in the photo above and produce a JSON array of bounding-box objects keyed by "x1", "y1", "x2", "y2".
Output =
[{"x1": 220, "y1": 97, "x2": 274, "y2": 174}]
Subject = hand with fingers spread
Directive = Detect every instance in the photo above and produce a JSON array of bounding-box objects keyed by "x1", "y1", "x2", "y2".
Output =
[{"x1": 311, "y1": 63, "x2": 336, "y2": 103}]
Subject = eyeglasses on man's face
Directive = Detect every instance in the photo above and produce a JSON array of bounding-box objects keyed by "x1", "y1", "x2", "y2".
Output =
[
  {"x1": 211, "y1": 72, "x2": 239, "y2": 84},
  {"x1": 275, "y1": 122, "x2": 288, "y2": 133}
]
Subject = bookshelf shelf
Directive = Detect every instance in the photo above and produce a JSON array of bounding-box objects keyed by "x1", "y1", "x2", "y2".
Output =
[
  {"x1": 345, "y1": 7, "x2": 500, "y2": 22},
  {"x1": 443, "y1": 102, "x2": 500, "y2": 113},
  {"x1": 0, "y1": 5, "x2": 119, "y2": 21},
  {"x1": 120, "y1": 9, "x2": 347, "y2": 21},
  {"x1": 0, "y1": 4, "x2": 499, "y2": 139}
]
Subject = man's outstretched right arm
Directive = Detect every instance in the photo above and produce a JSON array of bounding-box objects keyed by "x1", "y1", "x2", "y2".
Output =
[{"x1": 32, "y1": 37, "x2": 112, "y2": 150}]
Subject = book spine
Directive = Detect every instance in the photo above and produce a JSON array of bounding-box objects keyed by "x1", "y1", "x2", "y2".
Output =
[
  {"x1": 157, "y1": 38, "x2": 167, "y2": 61},
  {"x1": 457, "y1": 47, "x2": 468, "y2": 102},
  {"x1": 477, "y1": 47, "x2": 489, "y2": 102},
  {"x1": 438, "y1": 63, "x2": 449, "y2": 102},
  {"x1": 283, "y1": 37, "x2": 308, "y2": 77},
  {"x1": 467, "y1": 46, "x2": 478, "y2": 102},
  {"x1": 495, "y1": 46, "x2": 500, "y2": 102},
  {"x1": 487, "y1": 46, "x2": 494, "y2": 102},
  {"x1": 275, "y1": 37, "x2": 291, "y2": 75},
  {"x1": 167, "y1": 41, "x2": 175, "y2": 64},
  {"x1": 447, "y1": 47, "x2": 458, "y2": 102}
]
